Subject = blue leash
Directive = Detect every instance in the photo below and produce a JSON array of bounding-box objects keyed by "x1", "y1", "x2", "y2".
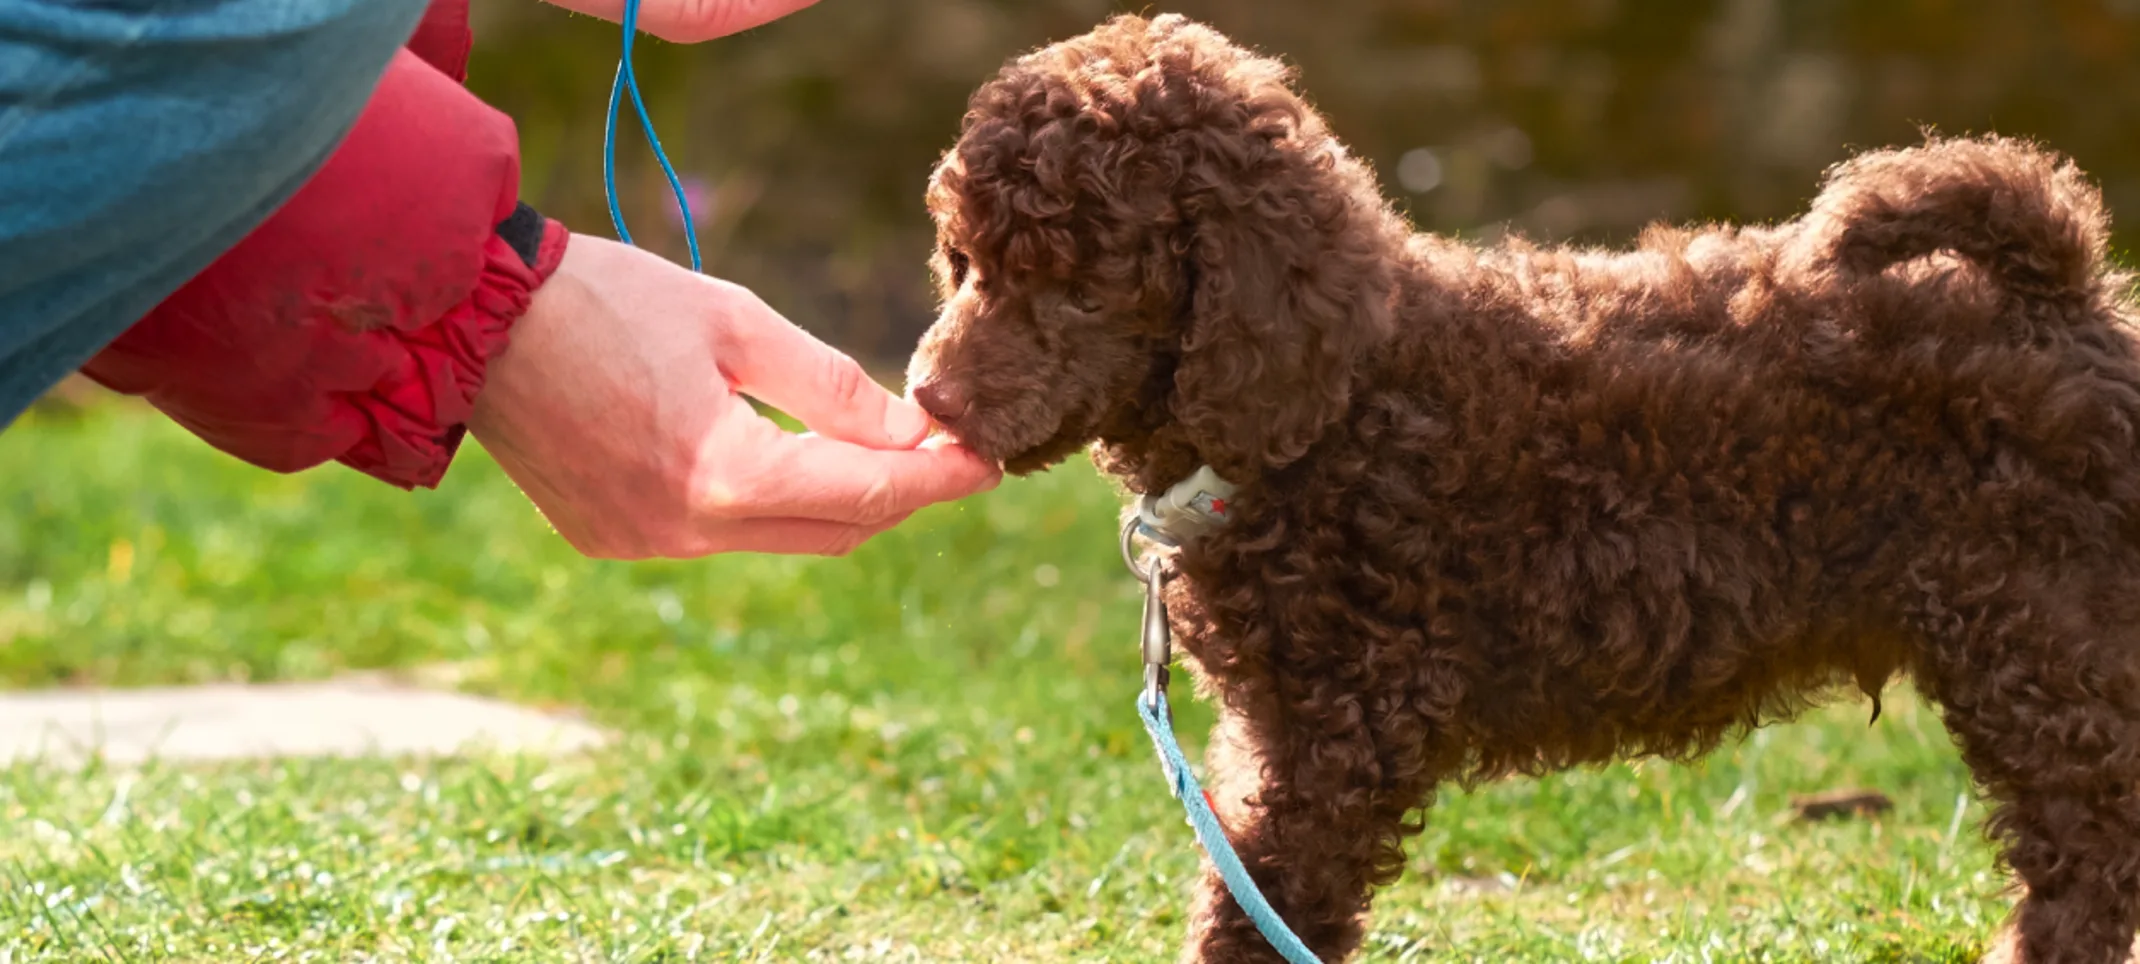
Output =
[
  {"x1": 603, "y1": 0, "x2": 702, "y2": 272},
  {"x1": 1137, "y1": 689, "x2": 1323, "y2": 964}
]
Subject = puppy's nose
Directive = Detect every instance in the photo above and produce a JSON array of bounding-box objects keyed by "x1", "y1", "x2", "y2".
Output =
[{"x1": 912, "y1": 380, "x2": 973, "y2": 425}]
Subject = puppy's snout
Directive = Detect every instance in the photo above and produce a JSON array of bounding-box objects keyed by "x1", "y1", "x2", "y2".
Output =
[{"x1": 912, "y1": 380, "x2": 973, "y2": 425}]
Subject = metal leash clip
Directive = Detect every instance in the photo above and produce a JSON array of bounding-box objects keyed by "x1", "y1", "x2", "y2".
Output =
[
  {"x1": 1121, "y1": 517, "x2": 1173, "y2": 705},
  {"x1": 1140, "y1": 551, "x2": 1172, "y2": 710},
  {"x1": 1122, "y1": 515, "x2": 1180, "y2": 789}
]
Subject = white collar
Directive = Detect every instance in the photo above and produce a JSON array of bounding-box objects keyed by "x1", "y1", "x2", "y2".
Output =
[{"x1": 1132, "y1": 465, "x2": 1238, "y2": 547}]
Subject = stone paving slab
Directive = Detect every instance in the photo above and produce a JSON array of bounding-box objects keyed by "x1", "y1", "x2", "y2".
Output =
[{"x1": 0, "y1": 678, "x2": 608, "y2": 768}]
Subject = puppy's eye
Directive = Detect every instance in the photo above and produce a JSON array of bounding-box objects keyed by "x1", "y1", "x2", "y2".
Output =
[
  {"x1": 946, "y1": 249, "x2": 972, "y2": 286},
  {"x1": 1070, "y1": 289, "x2": 1104, "y2": 313}
]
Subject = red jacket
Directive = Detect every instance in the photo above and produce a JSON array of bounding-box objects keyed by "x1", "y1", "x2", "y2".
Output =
[{"x1": 79, "y1": 0, "x2": 568, "y2": 490}]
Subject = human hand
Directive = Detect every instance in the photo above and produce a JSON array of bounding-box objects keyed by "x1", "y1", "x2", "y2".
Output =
[
  {"x1": 540, "y1": 0, "x2": 819, "y2": 44},
  {"x1": 467, "y1": 234, "x2": 1000, "y2": 559}
]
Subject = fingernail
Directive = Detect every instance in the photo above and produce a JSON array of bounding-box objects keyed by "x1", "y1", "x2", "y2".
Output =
[{"x1": 884, "y1": 400, "x2": 932, "y2": 445}]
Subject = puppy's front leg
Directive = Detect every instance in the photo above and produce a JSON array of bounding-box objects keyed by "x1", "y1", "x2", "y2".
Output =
[{"x1": 1182, "y1": 700, "x2": 1440, "y2": 964}]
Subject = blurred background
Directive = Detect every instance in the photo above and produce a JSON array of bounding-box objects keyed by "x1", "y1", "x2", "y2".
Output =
[{"x1": 472, "y1": 0, "x2": 2140, "y2": 370}]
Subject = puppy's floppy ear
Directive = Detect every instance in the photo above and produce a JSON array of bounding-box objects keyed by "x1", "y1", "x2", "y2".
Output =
[{"x1": 1167, "y1": 143, "x2": 1399, "y2": 481}]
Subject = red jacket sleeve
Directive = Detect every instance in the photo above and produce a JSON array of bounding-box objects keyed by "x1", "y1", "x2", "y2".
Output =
[{"x1": 79, "y1": 1, "x2": 569, "y2": 490}]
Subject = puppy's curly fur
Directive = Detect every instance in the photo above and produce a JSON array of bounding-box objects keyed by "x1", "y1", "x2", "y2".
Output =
[{"x1": 907, "y1": 14, "x2": 2140, "y2": 963}]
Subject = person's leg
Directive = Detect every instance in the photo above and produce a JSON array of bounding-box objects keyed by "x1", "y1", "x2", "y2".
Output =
[{"x1": 0, "y1": 0, "x2": 429, "y2": 425}]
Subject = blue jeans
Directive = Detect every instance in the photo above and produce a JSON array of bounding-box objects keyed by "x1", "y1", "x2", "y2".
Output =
[{"x1": 0, "y1": 0, "x2": 428, "y2": 427}]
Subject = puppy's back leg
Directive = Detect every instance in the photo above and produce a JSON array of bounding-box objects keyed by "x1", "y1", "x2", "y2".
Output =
[{"x1": 1906, "y1": 550, "x2": 2140, "y2": 964}]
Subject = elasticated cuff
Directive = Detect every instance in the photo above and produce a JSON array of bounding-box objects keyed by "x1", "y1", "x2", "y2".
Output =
[{"x1": 338, "y1": 218, "x2": 569, "y2": 488}]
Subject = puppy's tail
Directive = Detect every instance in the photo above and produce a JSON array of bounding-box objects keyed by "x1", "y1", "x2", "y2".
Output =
[{"x1": 1794, "y1": 134, "x2": 2113, "y2": 303}]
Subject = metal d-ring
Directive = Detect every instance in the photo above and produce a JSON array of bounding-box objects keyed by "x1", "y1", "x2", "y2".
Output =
[{"x1": 1120, "y1": 514, "x2": 1155, "y2": 582}]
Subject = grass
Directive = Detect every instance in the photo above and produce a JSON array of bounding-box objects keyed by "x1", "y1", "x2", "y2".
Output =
[{"x1": 0, "y1": 401, "x2": 2013, "y2": 962}]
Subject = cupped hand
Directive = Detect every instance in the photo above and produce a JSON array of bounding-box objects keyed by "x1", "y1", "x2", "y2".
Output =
[
  {"x1": 541, "y1": 0, "x2": 820, "y2": 44},
  {"x1": 468, "y1": 234, "x2": 1000, "y2": 559}
]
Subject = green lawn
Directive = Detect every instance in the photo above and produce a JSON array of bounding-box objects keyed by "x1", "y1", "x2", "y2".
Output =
[{"x1": 1, "y1": 402, "x2": 2011, "y2": 962}]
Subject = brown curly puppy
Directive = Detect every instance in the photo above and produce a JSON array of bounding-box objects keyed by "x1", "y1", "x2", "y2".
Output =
[{"x1": 905, "y1": 14, "x2": 2140, "y2": 964}]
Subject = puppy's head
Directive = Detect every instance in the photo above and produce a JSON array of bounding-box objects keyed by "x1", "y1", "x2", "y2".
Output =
[{"x1": 905, "y1": 14, "x2": 1403, "y2": 488}]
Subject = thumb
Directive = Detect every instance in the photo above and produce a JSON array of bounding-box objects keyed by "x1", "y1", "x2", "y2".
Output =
[
  {"x1": 715, "y1": 286, "x2": 932, "y2": 449},
  {"x1": 541, "y1": 0, "x2": 822, "y2": 43},
  {"x1": 664, "y1": 0, "x2": 822, "y2": 41}
]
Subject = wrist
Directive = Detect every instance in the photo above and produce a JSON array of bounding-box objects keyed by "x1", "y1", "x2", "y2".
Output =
[{"x1": 467, "y1": 220, "x2": 578, "y2": 443}]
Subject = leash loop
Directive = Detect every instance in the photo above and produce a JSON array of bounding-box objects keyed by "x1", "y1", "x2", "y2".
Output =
[{"x1": 603, "y1": 0, "x2": 703, "y2": 272}]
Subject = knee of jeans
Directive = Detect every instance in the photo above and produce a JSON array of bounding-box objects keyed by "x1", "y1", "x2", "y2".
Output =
[
  {"x1": 142, "y1": 0, "x2": 437, "y2": 227},
  {"x1": 0, "y1": 0, "x2": 437, "y2": 360}
]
